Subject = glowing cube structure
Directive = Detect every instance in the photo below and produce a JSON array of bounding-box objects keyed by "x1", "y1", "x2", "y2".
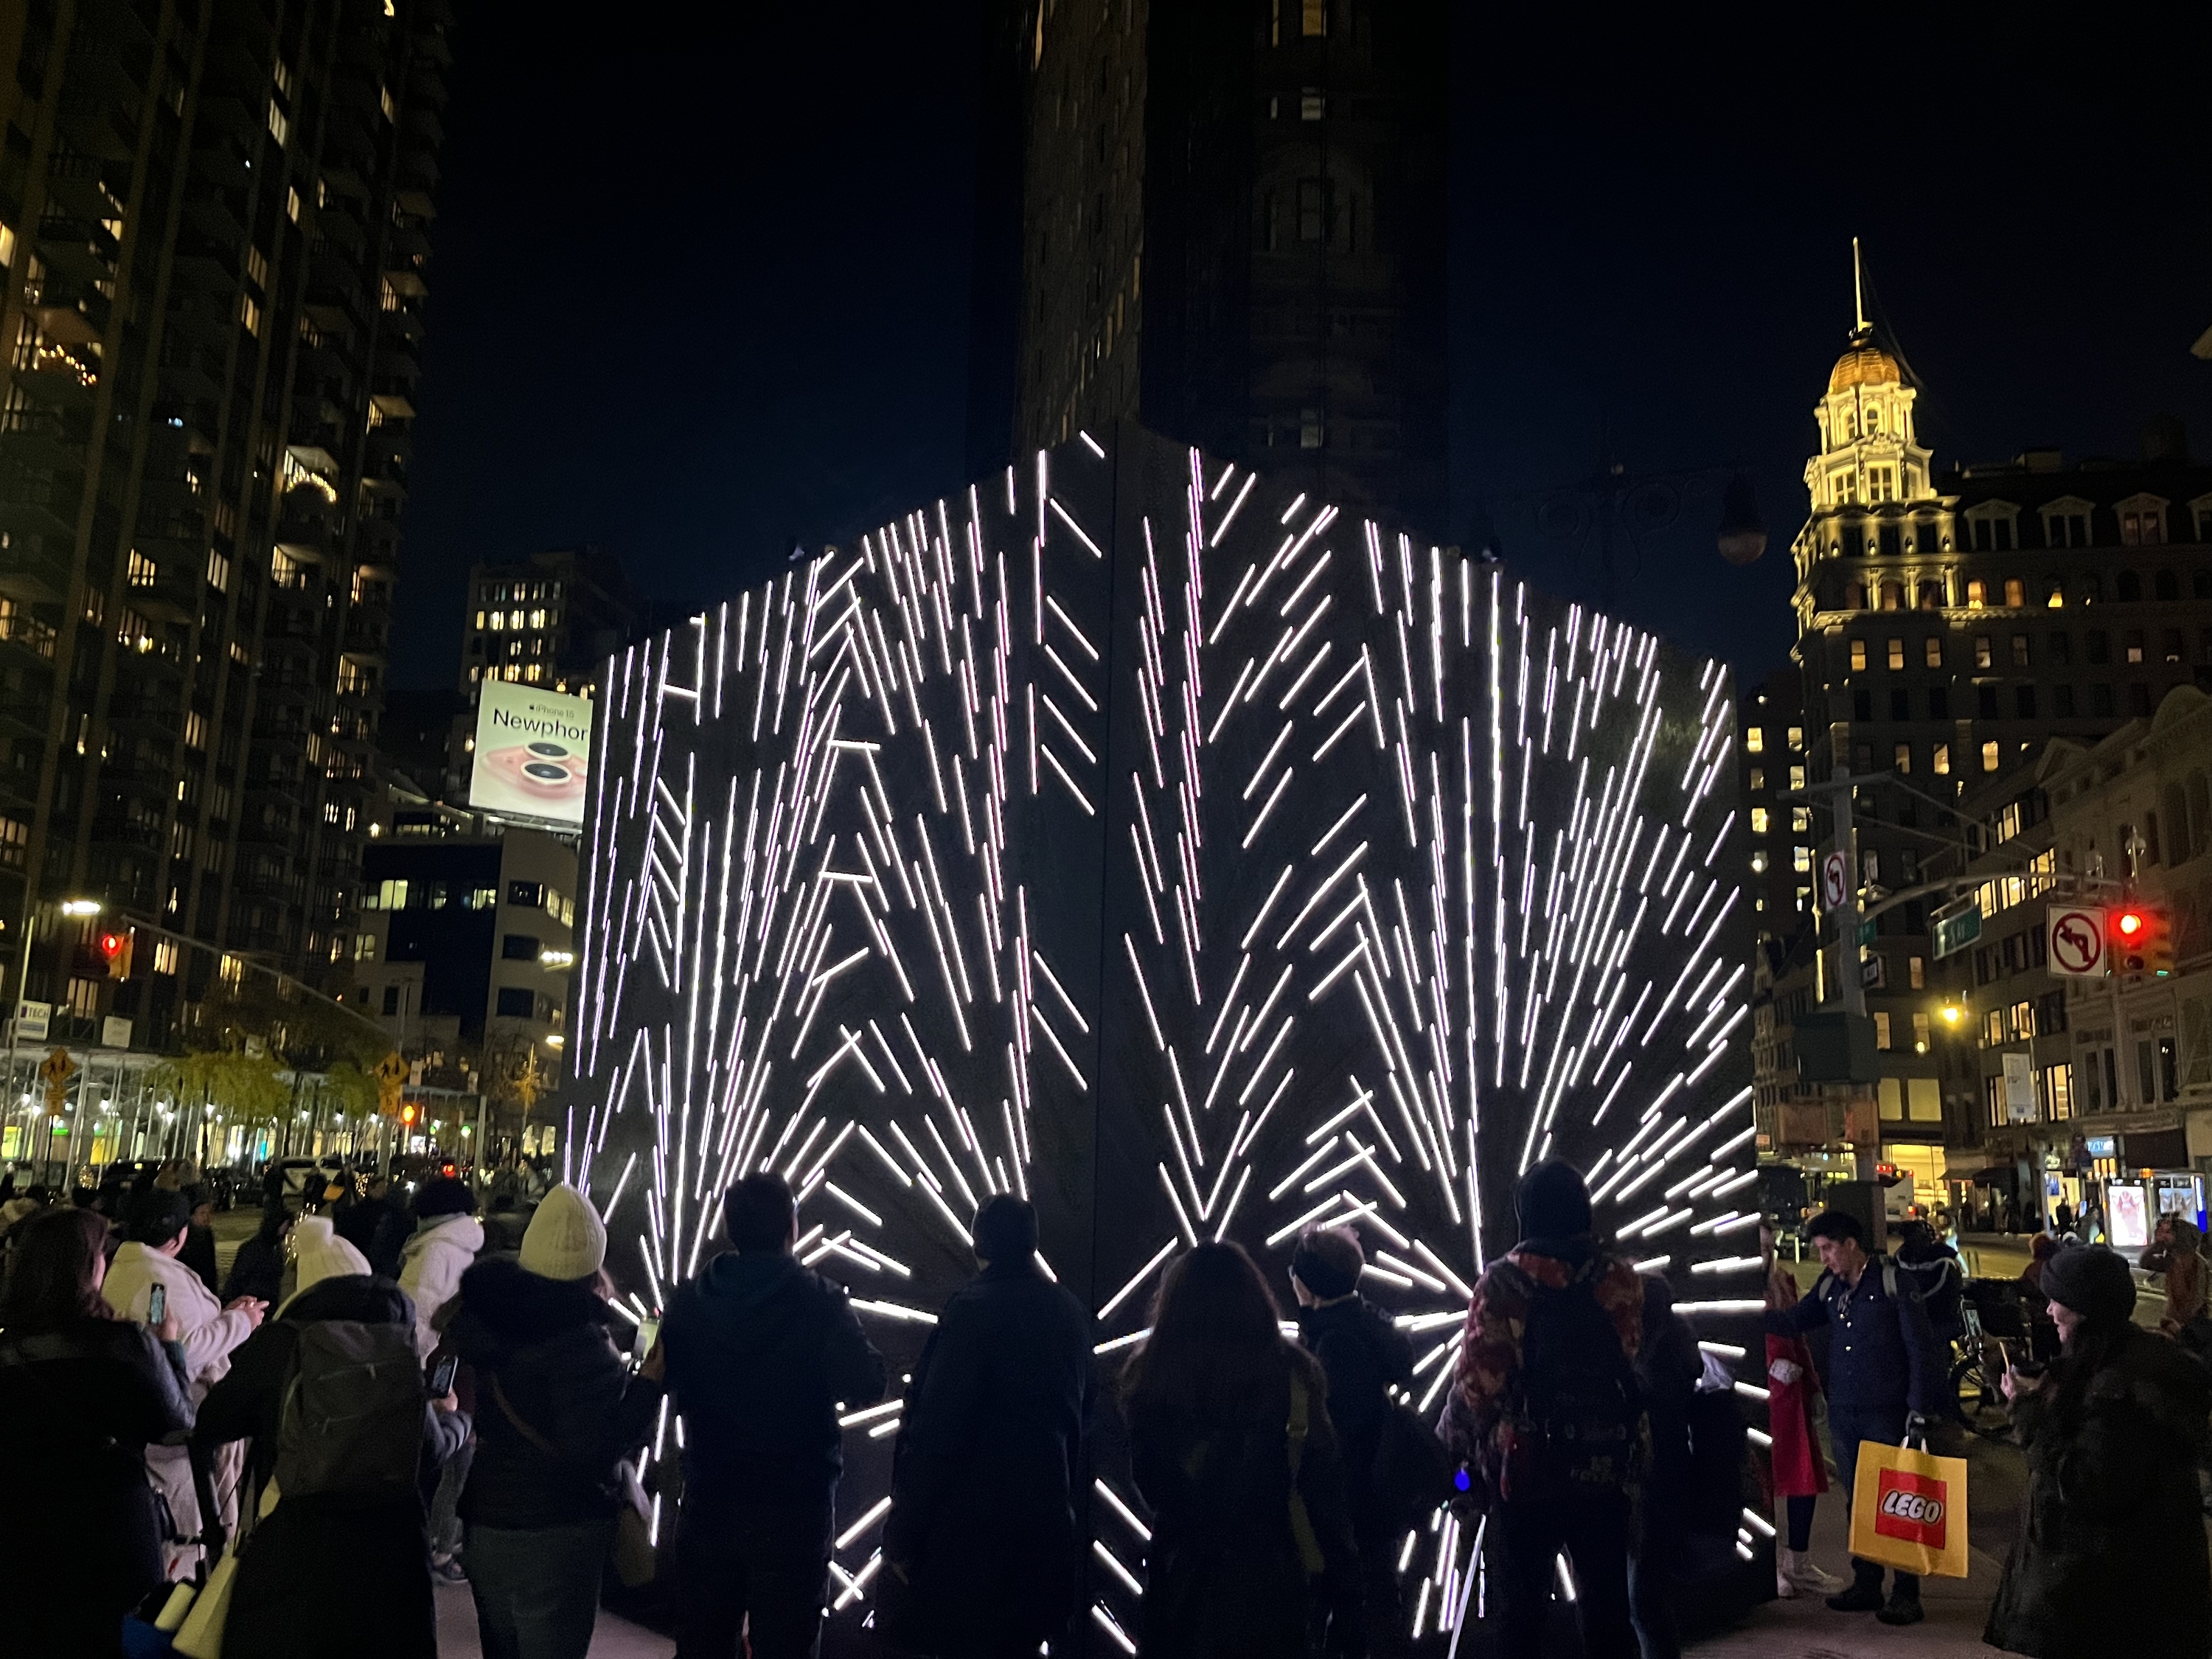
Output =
[{"x1": 570, "y1": 423, "x2": 1753, "y2": 1646}]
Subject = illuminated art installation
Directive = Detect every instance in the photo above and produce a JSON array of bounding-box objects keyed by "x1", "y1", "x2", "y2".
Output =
[{"x1": 569, "y1": 424, "x2": 1756, "y2": 1652}]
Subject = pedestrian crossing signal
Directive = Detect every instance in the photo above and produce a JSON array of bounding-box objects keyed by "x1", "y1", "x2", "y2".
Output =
[{"x1": 98, "y1": 930, "x2": 132, "y2": 979}]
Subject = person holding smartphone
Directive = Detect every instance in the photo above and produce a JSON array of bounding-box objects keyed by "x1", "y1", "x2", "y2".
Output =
[
  {"x1": 102, "y1": 1186, "x2": 265, "y2": 1579},
  {"x1": 1986, "y1": 1245, "x2": 2211, "y2": 1656},
  {"x1": 445, "y1": 1183, "x2": 666, "y2": 1659}
]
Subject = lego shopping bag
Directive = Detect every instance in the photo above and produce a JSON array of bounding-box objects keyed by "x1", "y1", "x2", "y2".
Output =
[{"x1": 1848, "y1": 1439, "x2": 1970, "y2": 1578}]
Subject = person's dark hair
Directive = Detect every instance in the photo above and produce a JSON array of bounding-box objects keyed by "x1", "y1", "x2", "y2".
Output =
[
  {"x1": 1121, "y1": 1242, "x2": 1320, "y2": 1427},
  {"x1": 1515, "y1": 1158, "x2": 1593, "y2": 1239},
  {"x1": 127, "y1": 1188, "x2": 194, "y2": 1246},
  {"x1": 414, "y1": 1177, "x2": 477, "y2": 1220},
  {"x1": 1290, "y1": 1226, "x2": 1363, "y2": 1301},
  {"x1": 1804, "y1": 1208, "x2": 1864, "y2": 1247},
  {"x1": 0, "y1": 1206, "x2": 116, "y2": 1330},
  {"x1": 252, "y1": 1203, "x2": 293, "y2": 1247},
  {"x1": 973, "y1": 1194, "x2": 1037, "y2": 1265},
  {"x1": 2028, "y1": 1232, "x2": 2059, "y2": 1265},
  {"x1": 724, "y1": 1173, "x2": 796, "y2": 1253}
]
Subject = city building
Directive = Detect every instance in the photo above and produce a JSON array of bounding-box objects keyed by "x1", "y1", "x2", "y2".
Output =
[
  {"x1": 458, "y1": 543, "x2": 641, "y2": 697},
  {"x1": 1750, "y1": 307, "x2": 2212, "y2": 1213},
  {"x1": 0, "y1": 0, "x2": 453, "y2": 1051},
  {"x1": 348, "y1": 788, "x2": 577, "y2": 1155},
  {"x1": 1944, "y1": 684, "x2": 2212, "y2": 1228},
  {"x1": 971, "y1": 0, "x2": 1450, "y2": 532}
]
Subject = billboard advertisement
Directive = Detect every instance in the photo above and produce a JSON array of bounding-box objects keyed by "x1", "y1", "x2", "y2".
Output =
[{"x1": 468, "y1": 680, "x2": 594, "y2": 826}]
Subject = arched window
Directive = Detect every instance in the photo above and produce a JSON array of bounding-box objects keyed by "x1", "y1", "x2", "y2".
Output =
[
  {"x1": 2156, "y1": 570, "x2": 2180, "y2": 601},
  {"x1": 1880, "y1": 582, "x2": 1905, "y2": 611},
  {"x1": 1966, "y1": 579, "x2": 1987, "y2": 608},
  {"x1": 1917, "y1": 580, "x2": 1944, "y2": 610},
  {"x1": 1865, "y1": 406, "x2": 1882, "y2": 434},
  {"x1": 1843, "y1": 580, "x2": 1865, "y2": 609},
  {"x1": 1842, "y1": 411, "x2": 1858, "y2": 440},
  {"x1": 2045, "y1": 578, "x2": 2065, "y2": 608},
  {"x1": 2118, "y1": 571, "x2": 2142, "y2": 602},
  {"x1": 2004, "y1": 578, "x2": 2026, "y2": 608},
  {"x1": 2081, "y1": 575, "x2": 2102, "y2": 605}
]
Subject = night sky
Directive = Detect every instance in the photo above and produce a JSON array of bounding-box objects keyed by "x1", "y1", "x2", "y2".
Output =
[{"x1": 391, "y1": 7, "x2": 2209, "y2": 694}]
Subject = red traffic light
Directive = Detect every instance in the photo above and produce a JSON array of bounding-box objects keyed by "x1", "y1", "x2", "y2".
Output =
[{"x1": 2116, "y1": 911, "x2": 2146, "y2": 939}]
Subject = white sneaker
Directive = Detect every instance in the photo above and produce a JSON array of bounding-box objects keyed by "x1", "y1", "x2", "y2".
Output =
[
  {"x1": 1774, "y1": 1548, "x2": 1798, "y2": 1599},
  {"x1": 1784, "y1": 1550, "x2": 1850, "y2": 1596}
]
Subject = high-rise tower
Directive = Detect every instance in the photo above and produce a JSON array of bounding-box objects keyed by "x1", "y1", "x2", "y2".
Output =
[
  {"x1": 973, "y1": 0, "x2": 1449, "y2": 533},
  {"x1": 0, "y1": 0, "x2": 453, "y2": 1048}
]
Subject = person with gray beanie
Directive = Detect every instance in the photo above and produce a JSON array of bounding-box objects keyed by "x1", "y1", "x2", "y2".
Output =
[
  {"x1": 445, "y1": 1183, "x2": 665, "y2": 1659},
  {"x1": 882, "y1": 1194, "x2": 1091, "y2": 1659},
  {"x1": 1986, "y1": 1244, "x2": 2212, "y2": 1656}
]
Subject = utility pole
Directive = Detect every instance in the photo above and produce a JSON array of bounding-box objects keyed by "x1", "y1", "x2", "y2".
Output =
[{"x1": 1801, "y1": 767, "x2": 1877, "y2": 1181}]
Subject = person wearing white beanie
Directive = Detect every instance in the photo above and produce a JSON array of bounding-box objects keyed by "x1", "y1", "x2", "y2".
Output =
[
  {"x1": 445, "y1": 1181, "x2": 663, "y2": 1658},
  {"x1": 281, "y1": 1223, "x2": 372, "y2": 1314},
  {"x1": 519, "y1": 1181, "x2": 608, "y2": 1282}
]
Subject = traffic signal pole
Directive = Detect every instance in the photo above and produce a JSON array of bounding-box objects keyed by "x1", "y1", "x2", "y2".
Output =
[{"x1": 1801, "y1": 768, "x2": 1876, "y2": 1180}]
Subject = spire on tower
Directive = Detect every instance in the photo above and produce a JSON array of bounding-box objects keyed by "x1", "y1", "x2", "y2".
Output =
[{"x1": 1851, "y1": 237, "x2": 1868, "y2": 339}]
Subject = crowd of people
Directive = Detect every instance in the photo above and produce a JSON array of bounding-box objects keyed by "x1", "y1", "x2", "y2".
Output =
[{"x1": 4, "y1": 1153, "x2": 2212, "y2": 1658}]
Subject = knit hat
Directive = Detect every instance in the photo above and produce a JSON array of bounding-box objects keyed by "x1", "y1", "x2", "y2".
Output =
[
  {"x1": 291, "y1": 1222, "x2": 370, "y2": 1300},
  {"x1": 2041, "y1": 1243, "x2": 2137, "y2": 1325},
  {"x1": 415, "y1": 1176, "x2": 478, "y2": 1220},
  {"x1": 1515, "y1": 1158, "x2": 1593, "y2": 1239},
  {"x1": 519, "y1": 1183, "x2": 606, "y2": 1281}
]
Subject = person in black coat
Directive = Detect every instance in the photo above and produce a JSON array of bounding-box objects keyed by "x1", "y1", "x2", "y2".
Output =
[
  {"x1": 0, "y1": 1205, "x2": 198, "y2": 1656},
  {"x1": 178, "y1": 1185, "x2": 221, "y2": 1297},
  {"x1": 445, "y1": 1185, "x2": 665, "y2": 1659},
  {"x1": 334, "y1": 1174, "x2": 397, "y2": 1259},
  {"x1": 1290, "y1": 1226, "x2": 1413, "y2": 1658},
  {"x1": 220, "y1": 1205, "x2": 296, "y2": 1308},
  {"x1": 883, "y1": 1195, "x2": 1091, "y2": 1659},
  {"x1": 195, "y1": 1228, "x2": 470, "y2": 1659},
  {"x1": 1986, "y1": 1245, "x2": 2212, "y2": 1658},
  {"x1": 661, "y1": 1172, "x2": 888, "y2": 1659},
  {"x1": 1125, "y1": 1241, "x2": 1366, "y2": 1659}
]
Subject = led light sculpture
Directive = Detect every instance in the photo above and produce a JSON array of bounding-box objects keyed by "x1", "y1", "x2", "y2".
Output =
[{"x1": 571, "y1": 424, "x2": 1754, "y2": 1651}]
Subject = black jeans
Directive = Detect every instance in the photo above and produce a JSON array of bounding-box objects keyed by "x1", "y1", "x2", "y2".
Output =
[
  {"x1": 1489, "y1": 1492, "x2": 1638, "y2": 1659},
  {"x1": 1827, "y1": 1405, "x2": 1919, "y2": 1601},
  {"x1": 675, "y1": 1499, "x2": 835, "y2": 1659}
]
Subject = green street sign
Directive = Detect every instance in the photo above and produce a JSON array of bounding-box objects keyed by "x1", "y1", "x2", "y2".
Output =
[
  {"x1": 1933, "y1": 903, "x2": 1983, "y2": 960},
  {"x1": 1857, "y1": 919, "x2": 1877, "y2": 947}
]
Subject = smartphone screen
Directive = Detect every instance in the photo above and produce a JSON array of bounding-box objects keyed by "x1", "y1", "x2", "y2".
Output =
[
  {"x1": 428, "y1": 1354, "x2": 459, "y2": 1397},
  {"x1": 633, "y1": 1316, "x2": 661, "y2": 1365},
  {"x1": 146, "y1": 1283, "x2": 167, "y2": 1326}
]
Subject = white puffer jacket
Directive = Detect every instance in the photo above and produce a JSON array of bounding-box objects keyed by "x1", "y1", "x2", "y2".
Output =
[{"x1": 398, "y1": 1212, "x2": 484, "y2": 1357}]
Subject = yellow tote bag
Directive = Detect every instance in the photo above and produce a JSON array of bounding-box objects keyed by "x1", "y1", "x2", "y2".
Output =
[{"x1": 1849, "y1": 1439, "x2": 1969, "y2": 1578}]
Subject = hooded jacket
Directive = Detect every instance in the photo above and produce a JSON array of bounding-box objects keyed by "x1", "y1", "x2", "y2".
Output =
[
  {"x1": 102, "y1": 1238, "x2": 257, "y2": 1570},
  {"x1": 2140, "y1": 1218, "x2": 2208, "y2": 1335},
  {"x1": 661, "y1": 1249, "x2": 887, "y2": 1510},
  {"x1": 397, "y1": 1211, "x2": 484, "y2": 1358},
  {"x1": 445, "y1": 1253, "x2": 664, "y2": 1528}
]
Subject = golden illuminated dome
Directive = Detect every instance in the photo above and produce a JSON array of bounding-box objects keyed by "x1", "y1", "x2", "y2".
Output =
[{"x1": 1829, "y1": 341, "x2": 1902, "y2": 394}]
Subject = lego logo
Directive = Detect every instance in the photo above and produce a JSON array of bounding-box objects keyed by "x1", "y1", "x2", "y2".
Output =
[{"x1": 1880, "y1": 1489, "x2": 1944, "y2": 1525}]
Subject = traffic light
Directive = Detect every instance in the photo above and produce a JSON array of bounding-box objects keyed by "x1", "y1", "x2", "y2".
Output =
[
  {"x1": 2109, "y1": 904, "x2": 2171, "y2": 975},
  {"x1": 400, "y1": 1103, "x2": 417, "y2": 1127},
  {"x1": 97, "y1": 929, "x2": 133, "y2": 979}
]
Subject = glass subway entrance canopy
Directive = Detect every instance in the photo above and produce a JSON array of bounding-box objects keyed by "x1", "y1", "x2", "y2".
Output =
[{"x1": 568, "y1": 423, "x2": 1753, "y2": 1644}]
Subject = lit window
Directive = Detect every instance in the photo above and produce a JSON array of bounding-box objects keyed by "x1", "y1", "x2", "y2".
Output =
[
  {"x1": 1300, "y1": 90, "x2": 1324, "y2": 120},
  {"x1": 1874, "y1": 1012, "x2": 1892, "y2": 1050},
  {"x1": 1792, "y1": 807, "x2": 1810, "y2": 832},
  {"x1": 1966, "y1": 580, "x2": 1987, "y2": 608},
  {"x1": 1975, "y1": 636, "x2": 1993, "y2": 668},
  {"x1": 1933, "y1": 743, "x2": 1950, "y2": 774},
  {"x1": 1750, "y1": 850, "x2": 1768, "y2": 874},
  {"x1": 1745, "y1": 728, "x2": 1764, "y2": 754},
  {"x1": 1850, "y1": 639, "x2": 1868, "y2": 671},
  {"x1": 1787, "y1": 726, "x2": 1804, "y2": 750},
  {"x1": 2004, "y1": 579, "x2": 2025, "y2": 608},
  {"x1": 1302, "y1": 0, "x2": 1326, "y2": 34},
  {"x1": 267, "y1": 100, "x2": 289, "y2": 146},
  {"x1": 1886, "y1": 639, "x2": 1905, "y2": 670},
  {"x1": 1788, "y1": 765, "x2": 1806, "y2": 790},
  {"x1": 1748, "y1": 768, "x2": 1764, "y2": 791},
  {"x1": 1924, "y1": 636, "x2": 1943, "y2": 668},
  {"x1": 1981, "y1": 740, "x2": 2000, "y2": 773},
  {"x1": 1908, "y1": 956, "x2": 1926, "y2": 990},
  {"x1": 1750, "y1": 807, "x2": 1770, "y2": 835},
  {"x1": 1893, "y1": 743, "x2": 1912, "y2": 774},
  {"x1": 1792, "y1": 845, "x2": 1812, "y2": 873},
  {"x1": 237, "y1": 294, "x2": 261, "y2": 335}
]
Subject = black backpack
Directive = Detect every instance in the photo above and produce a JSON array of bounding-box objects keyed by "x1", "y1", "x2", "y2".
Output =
[
  {"x1": 1509, "y1": 1262, "x2": 1644, "y2": 1496},
  {"x1": 273, "y1": 1320, "x2": 428, "y2": 1500}
]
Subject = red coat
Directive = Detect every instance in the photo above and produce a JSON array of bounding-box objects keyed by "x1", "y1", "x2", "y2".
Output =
[{"x1": 1764, "y1": 1265, "x2": 1827, "y2": 1498}]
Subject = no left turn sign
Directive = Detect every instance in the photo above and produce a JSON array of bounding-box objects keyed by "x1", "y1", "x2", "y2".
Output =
[
  {"x1": 1820, "y1": 849, "x2": 1850, "y2": 912},
  {"x1": 2047, "y1": 907, "x2": 2105, "y2": 978}
]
